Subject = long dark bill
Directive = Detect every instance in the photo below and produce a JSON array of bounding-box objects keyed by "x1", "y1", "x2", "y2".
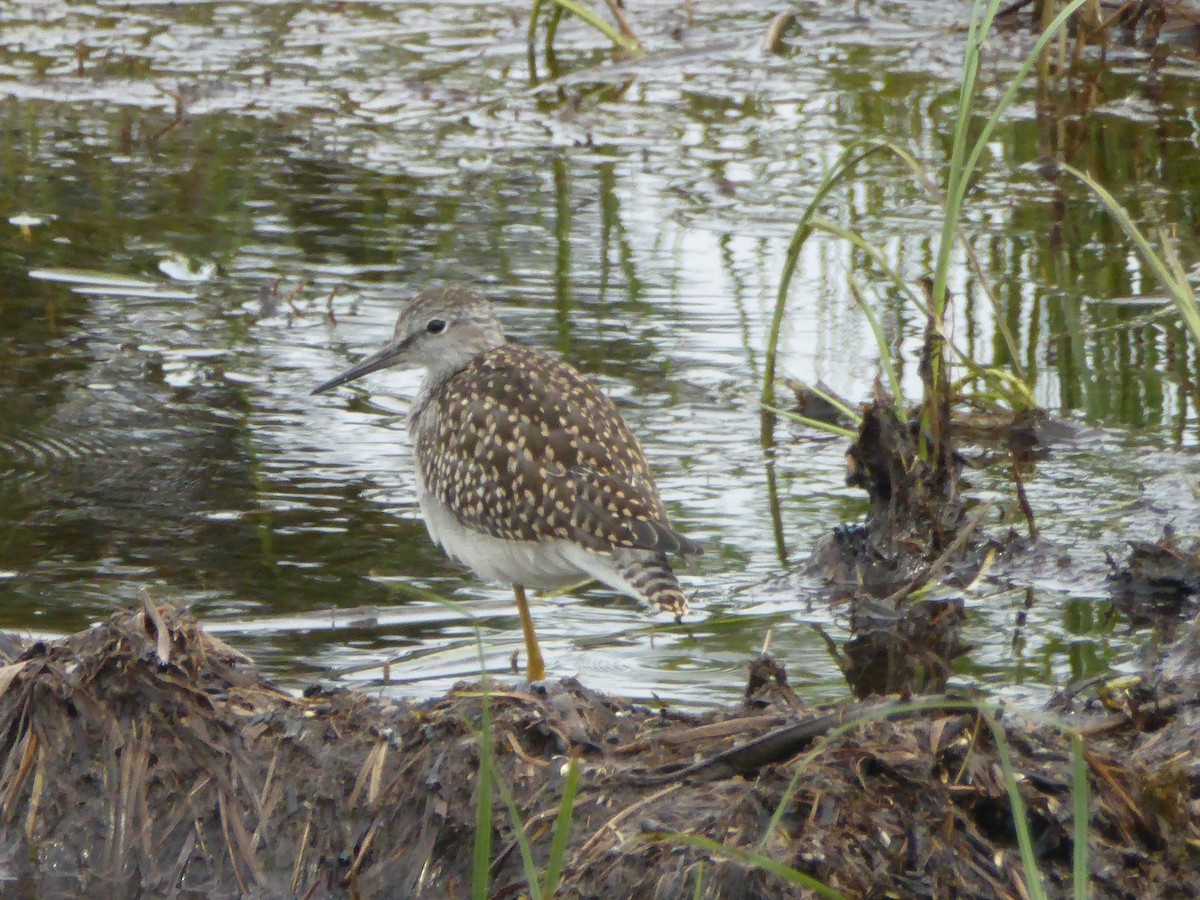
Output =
[{"x1": 311, "y1": 336, "x2": 413, "y2": 395}]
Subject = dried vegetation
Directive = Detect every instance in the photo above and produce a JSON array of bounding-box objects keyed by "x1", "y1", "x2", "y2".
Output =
[{"x1": 0, "y1": 603, "x2": 1197, "y2": 898}]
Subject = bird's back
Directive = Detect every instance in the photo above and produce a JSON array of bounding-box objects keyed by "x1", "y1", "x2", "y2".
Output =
[{"x1": 411, "y1": 344, "x2": 700, "y2": 558}]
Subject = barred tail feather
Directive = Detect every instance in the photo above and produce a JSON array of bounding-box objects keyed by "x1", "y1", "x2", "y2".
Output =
[
  {"x1": 559, "y1": 545, "x2": 691, "y2": 618},
  {"x1": 616, "y1": 551, "x2": 689, "y2": 617}
]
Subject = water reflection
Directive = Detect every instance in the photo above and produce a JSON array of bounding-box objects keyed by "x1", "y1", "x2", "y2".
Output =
[{"x1": 0, "y1": 1, "x2": 1198, "y2": 708}]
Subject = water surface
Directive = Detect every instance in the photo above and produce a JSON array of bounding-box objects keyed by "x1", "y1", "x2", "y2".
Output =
[{"x1": 2, "y1": 1, "x2": 1199, "y2": 707}]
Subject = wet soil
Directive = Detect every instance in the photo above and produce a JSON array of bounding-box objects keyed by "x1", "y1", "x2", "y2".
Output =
[{"x1": 0, "y1": 604, "x2": 1196, "y2": 899}]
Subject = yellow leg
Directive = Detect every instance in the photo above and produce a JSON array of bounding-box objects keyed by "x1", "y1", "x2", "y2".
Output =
[{"x1": 513, "y1": 584, "x2": 545, "y2": 683}]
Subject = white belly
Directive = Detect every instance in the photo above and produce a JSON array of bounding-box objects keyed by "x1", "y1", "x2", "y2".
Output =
[
  {"x1": 411, "y1": 466, "x2": 645, "y2": 599},
  {"x1": 415, "y1": 490, "x2": 584, "y2": 589}
]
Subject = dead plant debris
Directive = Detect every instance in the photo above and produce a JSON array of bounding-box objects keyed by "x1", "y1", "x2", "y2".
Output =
[{"x1": 0, "y1": 607, "x2": 1196, "y2": 898}]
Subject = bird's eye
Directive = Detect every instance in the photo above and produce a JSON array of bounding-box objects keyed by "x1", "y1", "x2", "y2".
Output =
[{"x1": 426, "y1": 319, "x2": 446, "y2": 335}]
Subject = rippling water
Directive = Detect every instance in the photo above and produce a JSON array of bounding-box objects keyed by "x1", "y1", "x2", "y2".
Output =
[{"x1": 1, "y1": 1, "x2": 1199, "y2": 707}]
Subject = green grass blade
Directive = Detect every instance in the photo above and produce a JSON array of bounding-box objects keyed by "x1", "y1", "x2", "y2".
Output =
[
  {"x1": 647, "y1": 832, "x2": 846, "y2": 899},
  {"x1": 1072, "y1": 733, "x2": 1089, "y2": 899},
  {"x1": 801, "y1": 382, "x2": 863, "y2": 424},
  {"x1": 411, "y1": 591, "x2": 585, "y2": 900},
  {"x1": 408, "y1": 592, "x2": 502, "y2": 900},
  {"x1": 766, "y1": 0, "x2": 1098, "y2": 431},
  {"x1": 962, "y1": 367, "x2": 1038, "y2": 409},
  {"x1": 960, "y1": 0, "x2": 1097, "y2": 208},
  {"x1": 927, "y1": 0, "x2": 1090, "y2": 428},
  {"x1": 846, "y1": 273, "x2": 904, "y2": 407},
  {"x1": 930, "y1": 0, "x2": 1001, "y2": 311},
  {"x1": 490, "y1": 758, "x2": 544, "y2": 900},
  {"x1": 542, "y1": 756, "x2": 580, "y2": 897},
  {"x1": 465, "y1": 613, "x2": 494, "y2": 900},
  {"x1": 1059, "y1": 162, "x2": 1200, "y2": 348},
  {"x1": 444, "y1": 590, "x2": 543, "y2": 900},
  {"x1": 935, "y1": 0, "x2": 1094, "y2": 308},
  {"x1": 810, "y1": 216, "x2": 1035, "y2": 407},
  {"x1": 531, "y1": 0, "x2": 642, "y2": 55},
  {"x1": 809, "y1": 216, "x2": 927, "y2": 310},
  {"x1": 979, "y1": 705, "x2": 1048, "y2": 900},
  {"x1": 805, "y1": 143, "x2": 1025, "y2": 378},
  {"x1": 472, "y1": 699, "x2": 494, "y2": 900},
  {"x1": 762, "y1": 139, "x2": 894, "y2": 416},
  {"x1": 762, "y1": 403, "x2": 857, "y2": 439}
]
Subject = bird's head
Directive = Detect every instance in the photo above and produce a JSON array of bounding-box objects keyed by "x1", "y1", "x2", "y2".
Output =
[{"x1": 312, "y1": 284, "x2": 505, "y2": 395}]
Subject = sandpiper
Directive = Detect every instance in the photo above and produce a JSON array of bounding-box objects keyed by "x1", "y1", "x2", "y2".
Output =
[{"x1": 313, "y1": 285, "x2": 701, "y2": 681}]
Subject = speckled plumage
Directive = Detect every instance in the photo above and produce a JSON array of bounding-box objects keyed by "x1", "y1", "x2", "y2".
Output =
[
  {"x1": 314, "y1": 284, "x2": 700, "y2": 627},
  {"x1": 411, "y1": 344, "x2": 697, "y2": 556}
]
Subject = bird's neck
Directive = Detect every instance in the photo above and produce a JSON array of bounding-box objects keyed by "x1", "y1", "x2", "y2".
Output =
[{"x1": 408, "y1": 340, "x2": 503, "y2": 432}]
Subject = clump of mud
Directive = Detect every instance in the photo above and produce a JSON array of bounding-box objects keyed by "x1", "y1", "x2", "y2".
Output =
[
  {"x1": 806, "y1": 300, "x2": 1000, "y2": 697},
  {"x1": 1108, "y1": 528, "x2": 1200, "y2": 630},
  {"x1": 839, "y1": 593, "x2": 969, "y2": 698},
  {"x1": 0, "y1": 606, "x2": 1197, "y2": 898}
]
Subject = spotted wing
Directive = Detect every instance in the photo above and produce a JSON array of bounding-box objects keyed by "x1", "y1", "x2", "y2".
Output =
[
  {"x1": 567, "y1": 467, "x2": 703, "y2": 556},
  {"x1": 418, "y1": 345, "x2": 701, "y2": 557}
]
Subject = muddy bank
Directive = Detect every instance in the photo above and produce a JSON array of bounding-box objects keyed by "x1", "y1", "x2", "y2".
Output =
[{"x1": 0, "y1": 606, "x2": 1196, "y2": 898}]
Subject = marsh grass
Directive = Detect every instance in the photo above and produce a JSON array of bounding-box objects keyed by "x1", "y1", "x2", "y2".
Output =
[
  {"x1": 745, "y1": 0, "x2": 1143, "y2": 892},
  {"x1": 436, "y1": 586, "x2": 1097, "y2": 898},
  {"x1": 761, "y1": 0, "x2": 1109, "y2": 443},
  {"x1": 415, "y1": 579, "x2": 1095, "y2": 897},
  {"x1": 449, "y1": 1, "x2": 1192, "y2": 893}
]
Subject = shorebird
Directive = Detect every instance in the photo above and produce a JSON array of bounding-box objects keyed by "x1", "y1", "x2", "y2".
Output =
[{"x1": 312, "y1": 285, "x2": 701, "y2": 681}]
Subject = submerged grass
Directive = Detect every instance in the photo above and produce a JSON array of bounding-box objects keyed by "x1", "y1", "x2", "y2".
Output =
[
  {"x1": 527, "y1": 0, "x2": 642, "y2": 64},
  {"x1": 541, "y1": 756, "x2": 579, "y2": 898},
  {"x1": 490, "y1": 755, "x2": 545, "y2": 899}
]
